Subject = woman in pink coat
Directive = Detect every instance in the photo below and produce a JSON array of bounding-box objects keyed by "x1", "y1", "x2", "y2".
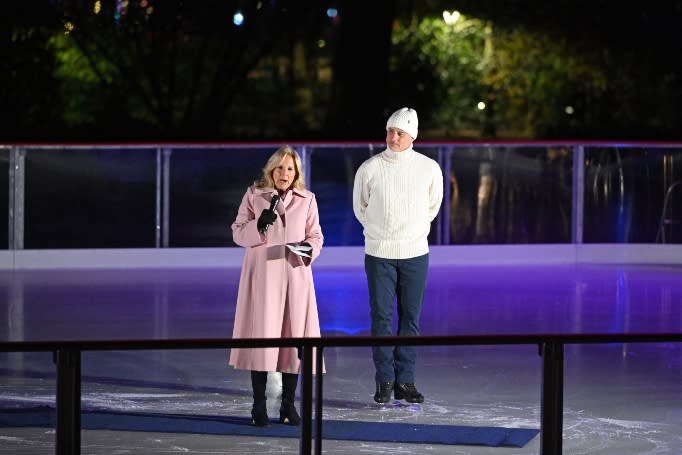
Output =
[{"x1": 230, "y1": 145, "x2": 324, "y2": 427}]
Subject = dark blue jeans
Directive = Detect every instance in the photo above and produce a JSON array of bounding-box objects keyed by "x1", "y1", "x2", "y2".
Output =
[{"x1": 365, "y1": 253, "x2": 429, "y2": 384}]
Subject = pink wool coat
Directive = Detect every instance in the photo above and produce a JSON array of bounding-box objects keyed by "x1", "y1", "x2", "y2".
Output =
[{"x1": 229, "y1": 185, "x2": 324, "y2": 374}]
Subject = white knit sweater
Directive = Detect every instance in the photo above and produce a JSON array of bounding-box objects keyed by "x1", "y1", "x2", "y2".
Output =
[{"x1": 352, "y1": 146, "x2": 443, "y2": 259}]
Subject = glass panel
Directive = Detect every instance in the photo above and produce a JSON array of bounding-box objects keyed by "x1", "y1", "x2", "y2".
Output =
[
  {"x1": 168, "y1": 147, "x2": 272, "y2": 247},
  {"x1": 24, "y1": 148, "x2": 156, "y2": 248},
  {"x1": 448, "y1": 145, "x2": 573, "y2": 244},
  {"x1": 10, "y1": 143, "x2": 682, "y2": 249},
  {"x1": 584, "y1": 147, "x2": 682, "y2": 243},
  {"x1": 309, "y1": 146, "x2": 371, "y2": 246},
  {"x1": 0, "y1": 148, "x2": 8, "y2": 249},
  {"x1": 309, "y1": 145, "x2": 443, "y2": 247},
  {"x1": 414, "y1": 145, "x2": 443, "y2": 245}
]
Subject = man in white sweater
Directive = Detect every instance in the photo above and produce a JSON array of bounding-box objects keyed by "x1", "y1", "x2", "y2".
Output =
[{"x1": 352, "y1": 107, "x2": 444, "y2": 404}]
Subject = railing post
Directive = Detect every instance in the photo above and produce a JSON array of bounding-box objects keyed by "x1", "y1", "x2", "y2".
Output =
[
  {"x1": 160, "y1": 148, "x2": 172, "y2": 248},
  {"x1": 299, "y1": 344, "x2": 313, "y2": 455},
  {"x1": 440, "y1": 145, "x2": 453, "y2": 246},
  {"x1": 54, "y1": 348, "x2": 81, "y2": 455},
  {"x1": 8, "y1": 146, "x2": 26, "y2": 250},
  {"x1": 300, "y1": 145, "x2": 311, "y2": 190},
  {"x1": 540, "y1": 341, "x2": 564, "y2": 455},
  {"x1": 314, "y1": 346, "x2": 324, "y2": 455},
  {"x1": 155, "y1": 147, "x2": 162, "y2": 248},
  {"x1": 571, "y1": 145, "x2": 585, "y2": 244}
]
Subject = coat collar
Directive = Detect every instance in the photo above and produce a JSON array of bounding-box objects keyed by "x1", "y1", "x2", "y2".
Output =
[{"x1": 253, "y1": 186, "x2": 307, "y2": 198}]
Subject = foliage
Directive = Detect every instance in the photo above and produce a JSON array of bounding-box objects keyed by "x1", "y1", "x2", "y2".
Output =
[
  {"x1": 39, "y1": 0, "x2": 329, "y2": 140},
  {"x1": 390, "y1": 16, "x2": 488, "y2": 137},
  {"x1": 48, "y1": 33, "x2": 118, "y2": 127},
  {"x1": 485, "y1": 26, "x2": 608, "y2": 138},
  {"x1": 4, "y1": 1, "x2": 682, "y2": 140},
  {"x1": 390, "y1": 13, "x2": 610, "y2": 138}
]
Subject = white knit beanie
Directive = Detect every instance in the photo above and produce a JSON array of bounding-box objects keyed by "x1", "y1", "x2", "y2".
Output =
[{"x1": 386, "y1": 107, "x2": 418, "y2": 139}]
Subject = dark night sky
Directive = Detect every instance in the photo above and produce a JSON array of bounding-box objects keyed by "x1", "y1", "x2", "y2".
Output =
[{"x1": 454, "y1": 1, "x2": 682, "y2": 57}]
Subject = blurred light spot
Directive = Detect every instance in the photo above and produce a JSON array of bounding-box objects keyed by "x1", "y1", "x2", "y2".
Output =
[
  {"x1": 565, "y1": 105, "x2": 575, "y2": 115},
  {"x1": 115, "y1": 0, "x2": 122, "y2": 22},
  {"x1": 233, "y1": 10, "x2": 244, "y2": 26},
  {"x1": 94, "y1": 1, "x2": 101, "y2": 14},
  {"x1": 317, "y1": 39, "x2": 326, "y2": 49},
  {"x1": 140, "y1": 0, "x2": 148, "y2": 7},
  {"x1": 477, "y1": 101, "x2": 486, "y2": 110},
  {"x1": 64, "y1": 21, "x2": 75, "y2": 34},
  {"x1": 443, "y1": 10, "x2": 460, "y2": 25},
  {"x1": 326, "y1": 8, "x2": 338, "y2": 18}
]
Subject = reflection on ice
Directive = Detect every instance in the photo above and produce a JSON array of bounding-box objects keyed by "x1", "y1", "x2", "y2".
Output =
[{"x1": 1, "y1": 264, "x2": 682, "y2": 454}]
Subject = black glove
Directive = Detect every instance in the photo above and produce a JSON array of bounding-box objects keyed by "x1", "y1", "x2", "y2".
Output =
[
  {"x1": 257, "y1": 209, "x2": 277, "y2": 233},
  {"x1": 301, "y1": 242, "x2": 313, "y2": 256}
]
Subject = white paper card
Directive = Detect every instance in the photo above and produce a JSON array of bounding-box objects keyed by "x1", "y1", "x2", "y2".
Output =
[{"x1": 286, "y1": 243, "x2": 313, "y2": 258}]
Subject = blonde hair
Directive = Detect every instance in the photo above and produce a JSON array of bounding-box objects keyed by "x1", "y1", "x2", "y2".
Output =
[{"x1": 256, "y1": 145, "x2": 306, "y2": 191}]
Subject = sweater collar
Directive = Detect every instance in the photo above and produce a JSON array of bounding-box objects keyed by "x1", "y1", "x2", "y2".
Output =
[{"x1": 382, "y1": 146, "x2": 414, "y2": 163}]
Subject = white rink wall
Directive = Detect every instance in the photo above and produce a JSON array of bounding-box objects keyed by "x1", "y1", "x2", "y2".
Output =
[{"x1": 1, "y1": 244, "x2": 681, "y2": 269}]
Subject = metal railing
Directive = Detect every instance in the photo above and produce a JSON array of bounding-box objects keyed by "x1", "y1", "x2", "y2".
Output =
[{"x1": 2, "y1": 333, "x2": 682, "y2": 455}]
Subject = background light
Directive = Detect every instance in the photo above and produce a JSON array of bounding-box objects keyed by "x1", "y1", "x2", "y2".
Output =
[
  {"x1": 443, "y1": 10, "x2": 460, "y2": 25},
  {"x1": 233, "y1": 11, "x2": 244, "y2": 26}
]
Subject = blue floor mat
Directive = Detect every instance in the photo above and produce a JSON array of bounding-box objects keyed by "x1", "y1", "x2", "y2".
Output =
[{"x1": 0, "y1": 406, "x2": 539, "y2": 448}]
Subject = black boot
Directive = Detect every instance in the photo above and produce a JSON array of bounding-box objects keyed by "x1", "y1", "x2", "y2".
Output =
[
  {"x1": 394, "y1": 382, "x2": 424, "y2": 403},
  {"x1": 250, "y1": 371, "x2": 271, "y2": 426},
  {"x1": 279, "y1": 373, "x2": 301, "y2": 425},
  {"x1": 374, "y1": 381, "x2": 394, "y2": 403}
]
